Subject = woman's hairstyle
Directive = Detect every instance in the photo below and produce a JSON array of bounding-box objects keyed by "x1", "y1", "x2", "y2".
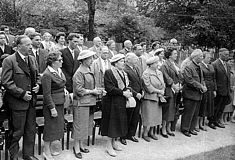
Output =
[
  {"x1": 151, "y1": 41, "x2": 160, "y2": 50},
  {"x1": 55, "y1": 32, "x2": 66, "y2": 43},
  {"x1": 106, "y1": 40, "x2": 115, "y2": 48},
  {"x1": 46, "y1": 51, "x2": 62, "y2": 66},
  {"x1": 164, "y1": 47, "x2": 176, "y2": 59}
]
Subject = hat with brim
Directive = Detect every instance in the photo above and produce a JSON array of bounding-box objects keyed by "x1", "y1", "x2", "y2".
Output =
[
  {"x1": 77, "y1": 50, "x2": 96, "y2": 61},
  {"x1": 110, "y1": 54, "x2": 125, "y2": 63},
  {"x1": 146, "y1": 56, "x2": 159, "y2": 65}
]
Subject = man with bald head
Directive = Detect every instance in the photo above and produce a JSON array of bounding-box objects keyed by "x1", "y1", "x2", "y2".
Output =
[
  {"x1": 89, "y1": 36, "x2": 102, "y2": 59},
  {"x1": 120, "y1": 53, "x2": 143, "y2": 145},
  {"x1": 2, "y1": 35, "x2": 40, "y2": 160},
  {"x1": 119, "y1": 40, "x2": 132, "y2": 55},
  {"x1": 208, "y1": 48, "x2": 231, "y2": 129}
]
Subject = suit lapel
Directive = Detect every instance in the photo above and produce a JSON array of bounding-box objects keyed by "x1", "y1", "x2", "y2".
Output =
[
  {"x1": 65, "y1": 48, "x2": 74, "y2": 64},
  {"x1": 126, "y1": 64, "x2": 141, "y2": 85},
  {"x1": 16, "y1": 52, "x2": 30, "y2": 76},
  {"x1": 166, "y1": 59, "x2": 178, "y2": 76},
  {"x1": 218, "y1": 59, "x2": 228, "y2": 77},
  {"x1": 98, "y1": 58, "x2": 104, "y2": 73}
]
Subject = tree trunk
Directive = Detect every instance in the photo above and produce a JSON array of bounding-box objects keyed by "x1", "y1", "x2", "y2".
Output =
[{"x1": 85, "y1": 0, "x2": 96, "y2": 41}]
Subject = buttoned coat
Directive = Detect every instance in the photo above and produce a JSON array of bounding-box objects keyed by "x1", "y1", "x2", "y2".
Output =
[
  {"x1": 60, "y1": 47, "x2": 80, "y2": 93},
  {"x1": 212, "y1": 59, "x2": 230, "y2": 96},
  {"x1": 1, "y1": 52, "x2": 40, "y2": 110},
  {"x1": 91, "y1": 57, "x2": 111, "y2": 88},
  {"x1": 182, "y1": 60, "x2": 204, "y2": 101}
]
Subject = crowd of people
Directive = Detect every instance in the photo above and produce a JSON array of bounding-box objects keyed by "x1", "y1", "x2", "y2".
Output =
[{"x1": 0, "y1": 25, "x2": 235, "y2": 160}]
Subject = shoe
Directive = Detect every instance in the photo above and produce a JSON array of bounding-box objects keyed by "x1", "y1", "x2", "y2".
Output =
[
  {"x1": 73, "y1": 147, "x2": 82, "y2": 159},
  {"x1": 194, "y1": 128, "x2": 200, "y2": 132},
  {"x1": 160, "y1": 129, "x2": 168, "y2": 138},
  {"x1": 189, "y1": 130, "x2": 198, "y2": 135},
  {"x1": 42, "y1": 152, "x2": 54, "y2": 160},
  {"x1": 112, "y1": 143, "x2": 122, "y2": 151},
  {"x1": 106, "y1": 148, "x2": 117, "y2": 157},
  {"x1": 199, "y1": 126, "x2": 207, "y2": 131},
  {"x1": 208, "y1": 123, "x2": 216, "y2": 129},
  {"x1": 149, "y1": 134, "x2": 158, "y2": 140},
  {"x1": 22, "y1": 155, "x2": 39, "y2": 160},
  {"x1": 51, "y1": 151, "x2": 61, "y2": 156},
  {"x1": 142, "y1": 135, "x2": 150, "y2": 142},
  {"x1": 120, "y1": 138, "x2": 127, "y2": 145},
  {"x1": 181, "y1": 131, "x2": 191, "y2": 137},
  {"x1": 127, "y1": 136, "x2": 139, "y2": 142},
  {"x1": 80, "y1": 148, "x2": 89, "y2": 153},
  {"x1": 214, "y1": 122, "x2": 225, "y2": 128},
  {"x1": 167, "y1": 131, "x2": 175, "y2": 136}
]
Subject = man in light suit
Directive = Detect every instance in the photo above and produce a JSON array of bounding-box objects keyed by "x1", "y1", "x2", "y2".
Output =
[
  {"x1": 2, "y1": 35, "x2": 40, "y2": 160},
  {"x1": 0, "y1": 31, "x2": 14, "y2": 66},
  {"x1": 119, "y1": 40, "x2": 132, "y2": 55},
  {"x1": 89, "y1": 37, "x2": 102, "y2": 59},
  {"x1": 121, "y1": 53, "x2": 143, "y2": 145},
  {"x1": 208, "y1": 48, "x2": 230, "y2": 129},
  {"x1": 91, "y1": 46, "x2": 111, "y2": 88},
  {"x1": 60, "y1": 33, "x2": 80, "y2": 93},
  {"x1": 181, "y1": 49, "x2": 207, "y2": 137},
  {"x1": 28, "y1": 32, "x2": 48, "y2": 74}
]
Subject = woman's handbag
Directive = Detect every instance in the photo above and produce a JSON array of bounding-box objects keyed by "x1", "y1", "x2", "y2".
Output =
[{"x1": 126, "y1": 97, "x2": 136, "y2": 108}]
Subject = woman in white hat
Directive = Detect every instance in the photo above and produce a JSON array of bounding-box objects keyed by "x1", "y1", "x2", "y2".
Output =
[
  {"x1": 101, "y1": 54, "x2": 133, "y2": 157},
  {"x1": 141, "y1": 56, "x2": 166, "y2": 142},
  {"x1": 72, "y1": 50, "x2": 103, "y2": 159}
]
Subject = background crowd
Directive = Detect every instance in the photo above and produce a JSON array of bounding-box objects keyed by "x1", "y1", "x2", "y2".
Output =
[{"x1": 0, "y1": 25, "x2": 234, "y2": 160}]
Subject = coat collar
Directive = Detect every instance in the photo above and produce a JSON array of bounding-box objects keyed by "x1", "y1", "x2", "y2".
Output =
[
  {"x1": 165, "y1": 59, "x2": 178, "y2": 74},
  {"x1": 15, "y1": 52, "x2": 30, "y2": 76}
]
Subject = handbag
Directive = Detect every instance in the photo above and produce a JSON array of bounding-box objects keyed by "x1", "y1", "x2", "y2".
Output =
[{"x1": 126, "y1": 97, "x2": 136, "y2": 108}]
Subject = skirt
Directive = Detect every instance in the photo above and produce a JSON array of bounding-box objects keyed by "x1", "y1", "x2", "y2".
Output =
[
  {"x1": 141, "y1": 100, "x2": 162, "y2": 127},
  {"x1": 43, "y1": 104, "x2": 64, "y2": 142},
  {"x1": 72, "y1": 106, "x2": 94, "y2": 140},
  {"x1": 162, "y1": 96, "x2": 176, "y2": 122},
  {"x1": 199, "y1": 90, "x2": 214, "y2": 117}
]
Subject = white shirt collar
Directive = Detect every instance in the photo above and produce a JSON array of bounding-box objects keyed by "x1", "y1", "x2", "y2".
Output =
[
  {"x1": 202, "y1": 61, "x2": 208, "y2": 68},
  {"x1": 48, "y1": 66, "x2": 62, "y2": 77},
  {"x1": 0, "y1": 44, "x2": 4, "y2": 52},
  {"x1": 18, "y1": 51, "x2": 26, "y2": 60}
]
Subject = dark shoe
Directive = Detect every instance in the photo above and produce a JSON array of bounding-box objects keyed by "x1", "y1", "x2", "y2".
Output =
[
  {"x1": 142, "y1": 135, "x2": 150, "y2": 142},
  {"x1": 120, "y1": 138, "x2": 127, "y2": 145},
  {"x1": 208, "y1": 123, "x2": 216, "y2": 129},
  {"x1": 199, "y1": 126, "x2": 207, "y2": 131},
  {"x1": 214, "y1": 122, "x2": 225, "y2": 128},
  {"x1": 194, "y1": 128, "x2": 200, "y2": 132},
  {"x1": 149, "y1": 134, "x2": 158, "y2": 140},
  {"x1": 127, "y1": 136, "x2": 139, "y2": 142},
  {"x1": 22, "y1": 155, "x2": 39, "y2": 160},
  {"x1": 160, "y1": 129, "x2": 168, "y2": 138},
  {"x1": 167, "y1": 131, "x2": 175, "y2": 137},
  {"x1": 181, "y1": 131, "x2": 191, "y2": 137},
  {"x1": 80, "y1": 148, "x2": 89, "y2": 153},
  {"x1": 73, "y1": 147, "x2": 82, "y2": 159},
  {"x1": 189, "y1": 130, "x2": 198, "y2": 135}
]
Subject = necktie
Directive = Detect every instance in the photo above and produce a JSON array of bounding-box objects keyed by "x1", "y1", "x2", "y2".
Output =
[
  {"x1": 36, "y1": 51, "x2": 39, "y2": 63},
  {"x1": 223, "y1": 62, "x2": 227, "y2": 73}
]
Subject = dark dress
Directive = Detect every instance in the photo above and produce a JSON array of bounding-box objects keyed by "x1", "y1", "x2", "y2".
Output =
[
  {"x1": 101, "y1": 69, "x2": 128, "y2": 138},
  {"x1": 199, "y1": 63, "x2": 216, "y2": 117},
  {"x1": 42, "y1": 67, "x2": 66, "y2": 141}
]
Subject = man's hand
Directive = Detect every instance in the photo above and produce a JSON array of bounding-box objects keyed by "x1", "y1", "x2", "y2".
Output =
[
  {"x1": 213, "y1": 91, "x2": 217, "y2": 97},
  {"x1": 136, "y1": 93, "x2": 142, "y2": 100},
  {"x1": 50, "y1": 108, "x2": 58, "y2": 117},
  {"x1": 32, "y1": 84, "x2": 39, "y2": 93},
  {"x1": 23, "y1": 91, "x2": 32, "y2": 101},
  {"x1": 202, "y1": 86, "x2": 207, "y2": 93},
  {"x1": 123, "y1": 90, "x2": 132, "y2": 98}
]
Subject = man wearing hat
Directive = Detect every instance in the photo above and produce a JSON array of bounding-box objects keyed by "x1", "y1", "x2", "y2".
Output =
[{"x1": 181, "y1": 49, "x2": 207, "y2": 137}]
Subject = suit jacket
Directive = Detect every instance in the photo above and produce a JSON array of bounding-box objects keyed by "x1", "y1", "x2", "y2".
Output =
[
  {"x1": 142, "y1": 68, "x2": 165, "y2": 102},
  {"x1": 1, "y1": 52, "x2": 40, "y2": 110},
  {"x1": 41, "y1": 67, "x2": 66, "y2": 109},
  {"x1": 182, "y1": 60, "x2": 204, "y2": 101},
  {"x1": 89, "y1": 46, "x2": 101, "y2": 59},
  {"x1": 119, "y1": 48, "x2": 131, "y2": 55},
  {"x1": 160, "y1": 59, "x2": 182, "y2": 98},
  {"x1": 29, "y1": 48, "x2": 49, "y2": 73},
  {"x1": 60, "y1": 47, "x2": 80, "y2": 93},
  {"x1": 0, "y1": 44, "x2": 14, "y2": 67},
  {"x1": 91, "y1": 58, "x2": 111, "y2": 88},
  {"x1": 199, "y1": 63, "x2": 217, "y2": 91},
  {"x1": 212, "y1": 59, "x2": 230, "y2": 96},
  {"x1": 124, "y1": 64, "x2": 143, "y2": 98}
]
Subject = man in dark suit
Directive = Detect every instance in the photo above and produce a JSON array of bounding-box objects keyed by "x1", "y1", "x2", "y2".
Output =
[
  {"x1": 60, "y1": 33, "x2": 80, "y2": 93},
  {"x1": 120, "y1": 53, "x2": 143, "y2": 145},
  {"x1": 181, "y1": 49, "x2": 207, "y2": 137},
  {"x1": 208, "y1": 48, "x2": 230, "y2": 129},
  {"x1": 119, "y1": 40, "x2": 132, "y2": 55},
  {"x1": 0, "y1": 25, "x2": 15, "y2": 46},
  {"x1": 1, "y1": 35, "x2": 40, "y2": 160},
  {"x1": 0, "y1": 31, "x2": 14, "y2": 66}
]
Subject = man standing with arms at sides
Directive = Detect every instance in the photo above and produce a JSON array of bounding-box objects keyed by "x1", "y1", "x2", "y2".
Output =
[
  {"x1": 2, "y1": 35, "x2": 40, "y2": 160},
  {"x1": 60, "y1": 33, "x2": 80, "y2": 93},
  {"x1": 120, "y1": 53, "x2": 143, "y2": 145},
  {"x1": 89, "y1": 36, "x2": 103, "y2": 59},
  {"x1": 119, "y1": 40, "x2": 133, "y2": 55},
  {"x1": 77, "y1": 34, "x2": 88, "y2": 53},
  {"x1": 133, "y1": 44, "x2": 147, "y2": 76},
  {"x1": 208, "y1": 48, "x2": 231, "y2": 129}
]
